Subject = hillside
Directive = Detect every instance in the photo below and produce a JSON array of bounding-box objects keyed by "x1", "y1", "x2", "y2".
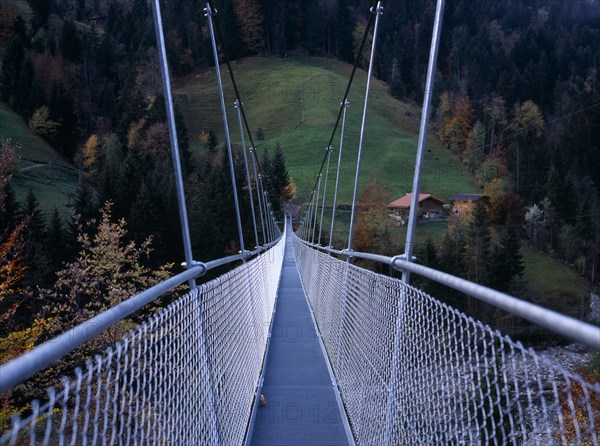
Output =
[
  {"x1": 0, "y1": 102, "x2": 78, "y2": 214},
  {"x1": 174, "y1": 55, "x2": 477, "y2": 204}
]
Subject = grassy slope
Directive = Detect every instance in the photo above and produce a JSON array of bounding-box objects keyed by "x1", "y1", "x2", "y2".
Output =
[
  {"x1": 522, "y1": 245, "x2": 591, "y2": 312},
  {"x1": 174, "y1": 55, "x2": 476, "y2": 204},
  {"x1": 0, "y1": 102, "x2": 78, "y2": 215},
  {"x1": 175, "y1": 56, "x2": 592, "y2": 305}
]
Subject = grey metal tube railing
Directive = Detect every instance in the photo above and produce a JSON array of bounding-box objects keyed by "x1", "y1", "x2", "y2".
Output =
[
  {"x1": 293, "y1": 236, "x2": 600, "y2": 350},
  {"x1": 0, "y1": 238, "x2": 283, "y2": 394}
]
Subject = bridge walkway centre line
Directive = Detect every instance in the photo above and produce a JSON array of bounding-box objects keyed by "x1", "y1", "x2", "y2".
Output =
[{"x1": 249, "y1": 224, "x2": 353, "y2": 445}]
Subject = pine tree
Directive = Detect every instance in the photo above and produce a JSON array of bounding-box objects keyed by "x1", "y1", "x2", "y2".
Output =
[
  {"x1": 466, "y1": 201, "x2": 491, "y2": 284},
  {"x1": 59, "y1": 20, "x2": 82, "y2": 62},
  {"x1": 69, "y1": 184, "x2": 98, "y2": 245},
  {"x1": 0, "y1": 184, "x2": 19, "y2": 233},
  {"x1": 335, "y1": 0, "x2": 354, "y2": 62},
  {"x1": 19, "y1": 189, "x2": 50, "y2": 287},
  {"x1": 488, "y1": 227, "x2": 524, "y2": 293},
  {"x1": 46, "y1": 209, "x2": 68, "y2": 279},
  {"x1": 268, "y1": 143, "x2": 290, "y2": 216},
  {"x1": 49, "y1": 82, "x2": 80, "y2": 160},
  {"x1": 0, "y1": 36, "x2": 25, "y2": 103}
]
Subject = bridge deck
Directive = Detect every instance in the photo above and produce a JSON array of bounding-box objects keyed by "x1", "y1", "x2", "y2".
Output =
[{"x1": 249, "y1": 232, "x2": 351, "y2": 446}]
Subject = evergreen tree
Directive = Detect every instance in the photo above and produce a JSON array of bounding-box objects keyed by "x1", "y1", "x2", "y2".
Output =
[
  {"x1": 546, "y1": 165, "x2": 577, "y2": 223},
  {"x1": 268, "y1": 143, "x2": 290, "y2": 216},
  {"x1": 488, "y1": 227, "x2": 524, "y2": 293},
  {"x1": 0, "y1": 36, "x2": 25, "y2": 103},
  {"x1": 0, "y1": 184, "x2": 19, "y2": 233},
  {"x1": 128, "y1": 182, "x2": 167, "y2": 263},
  {"x1": 46, "y1": 209, "x2": 68, "y2": 279},
  {"x1": 28, "y1": 0, "x2": 51, "y2": 27},
  {"x1": 220, "y1": 0, "x2": 241, "y2": 60},
  {"x1": 69, "y1": 183, "x2": 98, "y2": 245},
  {"x1": 421, "y1": 237, "x2": 439, "y2": 270},
  {"x1": 466, "y1": 201, "x2": 491, "y2": 284},
  {"x1": 14, "y1": 61, "x2": 34, "y2": 117},
  {"x1": 19, "y1": 189, "x2": 50, "y2": 286},
  {"x1": 335, "y1": 0, "x2": 354, "y2": 62},
  {"x1": 49, "y1": 82, "x2": 80, "y2": 160},
  {"x1": 59, "y1": 20, "x2": 82, "y2": 62}
]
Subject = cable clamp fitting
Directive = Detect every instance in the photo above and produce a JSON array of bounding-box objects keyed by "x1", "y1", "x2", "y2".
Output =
[
  {"x1": 204, "y1": 3, "x2": 217, "y2": 17},
  {"x1": 181, "y1": 260, "x2": 208, "y2": 277},
  {"x1": 370, "y1": 4, "x2": 384, "y2": 14}
]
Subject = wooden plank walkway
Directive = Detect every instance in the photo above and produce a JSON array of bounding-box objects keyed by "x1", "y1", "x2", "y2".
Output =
[{"x1": 249, "y1": 229, "x2": 352, "y2": 446}]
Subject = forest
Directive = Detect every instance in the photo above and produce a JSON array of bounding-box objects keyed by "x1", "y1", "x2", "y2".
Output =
[{"x1": 0, "y1": 0, "x2": 599, "y2": 426}]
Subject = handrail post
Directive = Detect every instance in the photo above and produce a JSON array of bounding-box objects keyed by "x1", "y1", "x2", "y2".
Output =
[{"x1": 385, "y1": 3, "x2": 445, "y2": 440}]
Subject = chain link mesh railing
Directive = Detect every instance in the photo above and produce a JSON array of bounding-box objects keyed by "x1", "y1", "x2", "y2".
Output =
[
  {"x1": 293, "y1": 236, "x2": 600, "y2": 446},
  {"x1": 0, "y1": 236, "x2": 284, "y2": 446}
]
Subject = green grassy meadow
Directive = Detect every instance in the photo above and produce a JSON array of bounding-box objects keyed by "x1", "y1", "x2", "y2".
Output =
[
  {"x1": 174, "y1": 56, "x2": 476, "y2": 205},
  {"x1": 0, "y1": 102, "x2": 78, "y2": 215},
  {"x1": 521, "y1": 245, "x2": 590, "y2": 301},
  {"x1": 0, "y1": 53, "x2": 590, "y2": 306}
]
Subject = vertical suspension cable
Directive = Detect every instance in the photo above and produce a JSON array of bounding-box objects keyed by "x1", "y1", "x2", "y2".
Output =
[
  {"x1": 150, "y1": 0, "x2": 196, "y2": 288},
  {"x1": 303, "y1": 200, "x2": 311, "y2": 242},
  {"x1": 329, "y1": 99, "x2": 349, "y2": 247},
  {"x1": 311, "y1": 173, "x2": 322, "y2": 244},
  {"x1": 347, "y1": 2, "x2": 384, "y2": 252},
  {"x1": 205, "y1": 3, "x2": 246, "y2": 255},
  {"x1": 402, "y1": 0, "x2": 445, "y2": 284},
  {"x1": 258, "y1": 177, "x2": 271, "y2": 242},
  {"x1": 318, "y1": 146, "x2": 333, "y2": 245},
  {"x1": 235, "y1": 100, "x2": 260, "y2": 249},
  {"x1": 205, "y1": 0, "x2": 282, "y2": 239},
  {"x1": 385, "y1": 1, "x2": 446, "y2": 443},
  {"x1": 307, "y1": 188, "x2": 317, "y2": 242},
  {"x1": 250, "y1": 149, "x2": 267, "y2": 245},
  {"x1": 267, "y1": 201, "x2": 275, "y2": 242},
  {"x1": 301, "y1": 0, "x2": 381, "y2": 241},
  {"x1": 263, "y1": 191, "x2": 272, "y2": 243}
]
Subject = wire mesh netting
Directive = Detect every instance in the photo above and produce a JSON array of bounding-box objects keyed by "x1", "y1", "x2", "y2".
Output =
[
  {"x1": 293, "y1": 236, "x2": 600, "y2": 446},
  {"x1": 0, "y1": 236, "x2": 285, "y2": 446}
]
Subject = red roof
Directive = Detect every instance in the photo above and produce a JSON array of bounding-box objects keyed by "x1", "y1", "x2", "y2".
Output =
[{"x1": 387, "y1": 193, "x2": 445, "y2": 208}]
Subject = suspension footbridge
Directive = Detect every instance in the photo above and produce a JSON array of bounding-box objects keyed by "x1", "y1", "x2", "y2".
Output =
[{"x1": 1, "y1": 0, "x2": 599, "y2": 445}]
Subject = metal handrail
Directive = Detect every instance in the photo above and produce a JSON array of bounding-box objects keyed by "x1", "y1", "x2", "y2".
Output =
[
  {"x1": 0, "y1": 239, "x2": 283, "y2": 393},
  {"x1": 294, "y1": 236, "x2": 600, "y2": 350}
]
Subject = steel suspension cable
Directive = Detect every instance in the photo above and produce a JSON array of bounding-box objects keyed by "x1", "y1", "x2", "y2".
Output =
[
  {"x1": 329, "y1": 100, "x2": 349, "y2": 247},
  {"x1": 318, "y1": 146, "x2": 333, "y2": 245},
  {"x1": 347, "y1": 2, "x2": 384, "y2": 252},
  {"x1": 150, "y1": 0, "x2": 196, "y2": 288},
  {"x1": 302, "y1": 0, "x2": 382, "y2": 224},
  {"x1": 311, "y1": 173, "x2": 322, "y2": 243},
  {"x1": 402, "y1": 0, "x2": 445, "y2": 283},
  {"x1": 205, "y1": 0, "x2": 278, "y2": 238},
  {"x1": 250, "y1": 148, "x2": 267, "y2": 245},
  {"x1": 205, "y1": 3, "x2": 246, "y2": 255},
  {"x1": 235, "y1": 100, "x2": 260, "y2": 248}
]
